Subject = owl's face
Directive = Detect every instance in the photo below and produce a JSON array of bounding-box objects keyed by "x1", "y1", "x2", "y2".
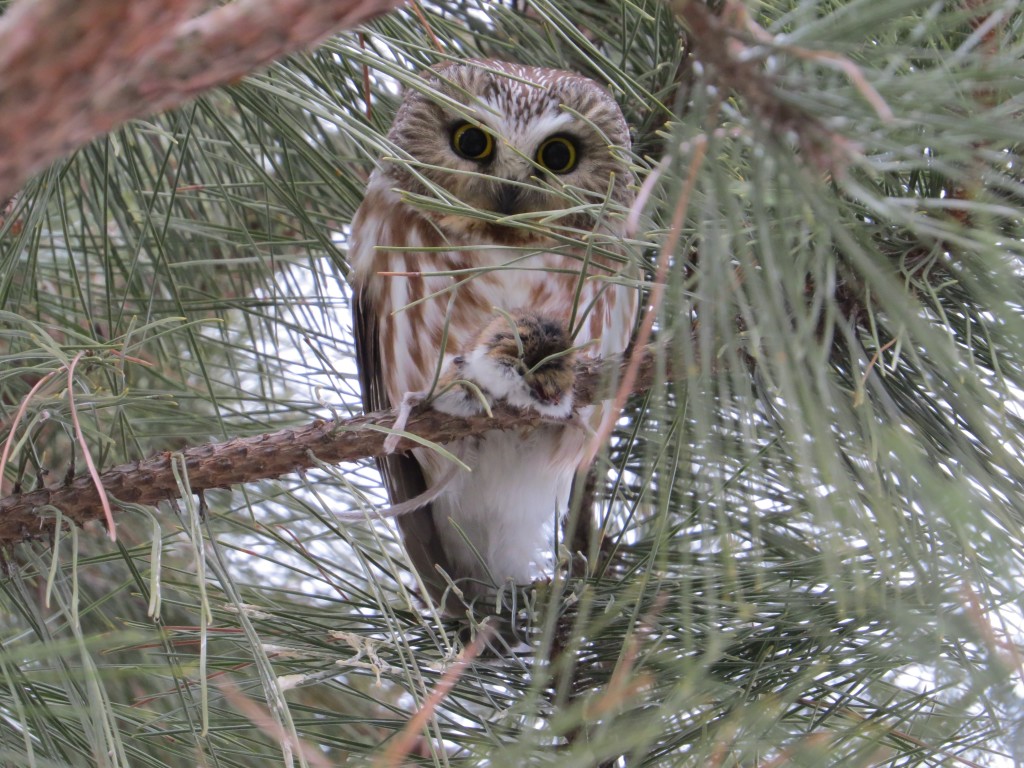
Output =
[{"x1": 381, "y1": 60, "x2": 633, "y2": 239}]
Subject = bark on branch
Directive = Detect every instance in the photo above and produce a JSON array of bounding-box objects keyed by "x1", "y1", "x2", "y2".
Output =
[
  {"x1": 0, "y1": 0, "x2": 401, "y2": 200},
  {"x1": 0, "y1": 345, "x2": 666, "y2": 546},
  {"x1": 673, "y1": 0, "x2": 888, "y2": 175}
]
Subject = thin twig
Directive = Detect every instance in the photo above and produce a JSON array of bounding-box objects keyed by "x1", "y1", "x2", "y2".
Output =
[
  {"x1": 218, "y1": 678, "x2": 334, "y2": 768},
  {"x1": 65, "y1": 354, "x2": 117, "y2": 541},
  {"x1": 374, "y1": 623, "x2": 494, "y2": 767},
  {"x1": 0, "y1": 370, "x2": 60, "y2": 489},
  {"x1": 674, "y1": 0, "x2": 865, "y2": 177},
  {"x1": 584, "y1": 130, "x2": 709, "y2": 464}
]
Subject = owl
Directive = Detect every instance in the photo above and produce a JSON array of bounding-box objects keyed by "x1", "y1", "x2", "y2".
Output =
[{"x1": 349, "y1": 59, "x2": 637, "y2": 613}]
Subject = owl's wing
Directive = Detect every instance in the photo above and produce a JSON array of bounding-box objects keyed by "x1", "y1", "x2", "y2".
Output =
[{"x1": 352, "y1": 283, "x2": 459, "y2": 609}]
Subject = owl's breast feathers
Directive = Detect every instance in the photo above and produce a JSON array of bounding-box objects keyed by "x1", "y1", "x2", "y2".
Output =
[{"x1": 351, "y1": 183, "x2": 634, "y2": 396}]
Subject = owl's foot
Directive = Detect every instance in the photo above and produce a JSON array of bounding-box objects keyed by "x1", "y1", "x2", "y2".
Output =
[
  {"x1": 387, "y1": 312, "x2": 577, "y2": 449},
  {"x1": 384, "y1": 371, "x2": 494, "y2": 453},
  {"x1": 439, "y1": 311, "x2": 577, "y2": 419},
  {"x1": 383, "y1": 389, "x2": 429, "y2": 454}
]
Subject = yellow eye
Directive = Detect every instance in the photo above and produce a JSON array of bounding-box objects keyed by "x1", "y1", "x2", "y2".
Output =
[
  {"x1": 451, "y1": 122, "x2": 494, "y2": 161},
  {"x1": 536, "y1": 136, "x2": 578, "y2": 174}
]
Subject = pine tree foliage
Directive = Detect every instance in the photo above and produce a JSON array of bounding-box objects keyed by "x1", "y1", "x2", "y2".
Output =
[{"x1": 1, "y1": 1, "x2": 1023, "y2": 766}]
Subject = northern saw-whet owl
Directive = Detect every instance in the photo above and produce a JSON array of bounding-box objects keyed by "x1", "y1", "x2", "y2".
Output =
[{"x1": 349, "y1": 60, "x2": 637, "y2": 614}]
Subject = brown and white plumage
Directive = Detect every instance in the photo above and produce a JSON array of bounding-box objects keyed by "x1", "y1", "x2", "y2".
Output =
[
  {"x1": 349, "y1": 60, "x2": 637, "y2": 610},
  {"x1": 437, "y1": 311, "x2": 579, "y2": 420}
]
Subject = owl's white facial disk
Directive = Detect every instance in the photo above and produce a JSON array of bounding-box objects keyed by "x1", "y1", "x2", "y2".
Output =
[
  {"x1": 383, "y1": 60, "x2": 633, "y2": 238},
  {"x1": 461, "y1": 113, "x2": 578, "y2": 214}
]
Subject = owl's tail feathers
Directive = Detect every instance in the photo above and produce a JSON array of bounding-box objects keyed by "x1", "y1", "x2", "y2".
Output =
[{"x1": 333, "y1": 463, "x2": 457, "y2": 521}]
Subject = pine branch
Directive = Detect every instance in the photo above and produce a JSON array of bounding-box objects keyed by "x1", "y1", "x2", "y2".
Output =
[
  {"x1": 674, "y1": 0, "x2": 890, "y2": 175},
  {"x1": 0, "y1": 344, "x2": 667, "y2": 546},
  {"x1": 0, "y1": 0, "x2": 400, "y2": 200}
]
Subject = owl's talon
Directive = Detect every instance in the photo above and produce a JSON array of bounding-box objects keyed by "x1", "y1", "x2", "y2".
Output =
[
  {"x1": 431, "y1": 381, "x2": 494, "y2": 417},
  {"x1": 384, "y1": 390, "x2": 428, "y2": 454}
]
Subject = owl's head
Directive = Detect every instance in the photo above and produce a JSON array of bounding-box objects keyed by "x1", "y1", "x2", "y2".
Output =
[{"x1": 381, "y1": 60, "x2": 634, "y2": 239}]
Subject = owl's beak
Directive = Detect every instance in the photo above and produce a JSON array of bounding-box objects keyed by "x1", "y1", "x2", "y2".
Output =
[{"x1": 492, "y1": 182, "x2": 523, "y2": 216}]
